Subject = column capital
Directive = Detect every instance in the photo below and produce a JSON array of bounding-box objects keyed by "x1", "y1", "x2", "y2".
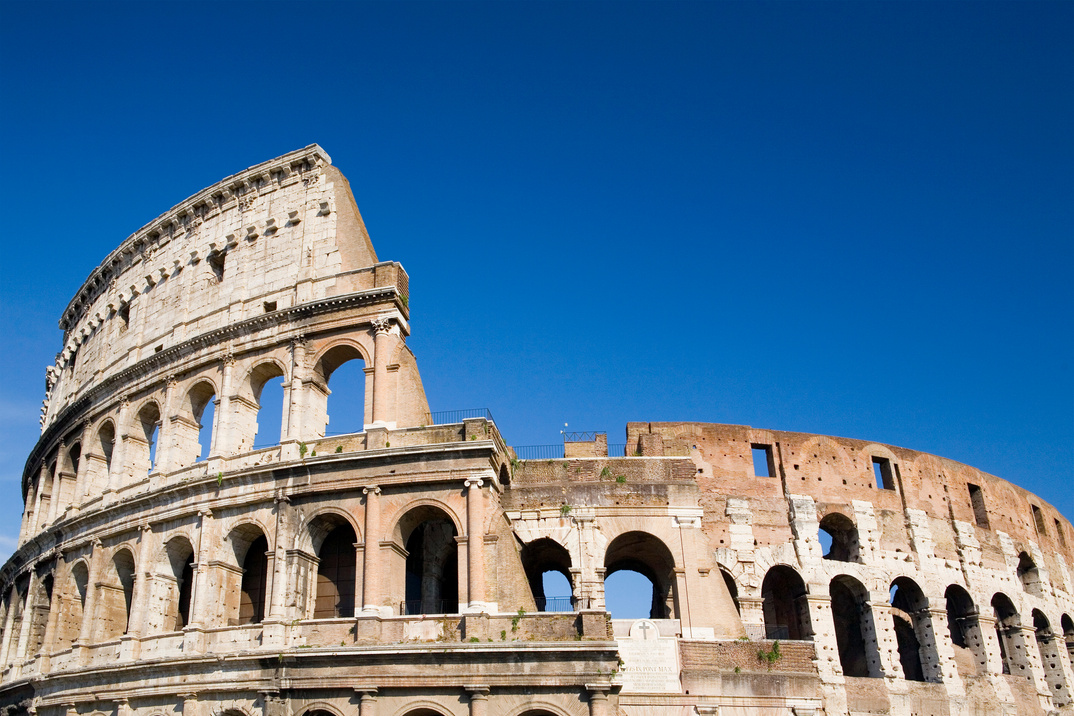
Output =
[
  {"x1": 353, "y1": 686, "x2": 378, "y2": 697},
  {"x1": 363, "y1": 485, "x2": 381, "y2": 496},
  {"x1": 464, "y1": 685, "x2": 490, "y2": 699},
  {"x1": 371, "y1": 317, "x2": 394, "y2": 335},
  {"x1": 464, "y1": 477, "x2": 484, "y2": 489}
]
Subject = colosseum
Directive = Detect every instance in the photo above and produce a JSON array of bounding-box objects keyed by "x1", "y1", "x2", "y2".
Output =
[{"x1": 1, "y1": 145, "x2": 1072, "y2": 716}]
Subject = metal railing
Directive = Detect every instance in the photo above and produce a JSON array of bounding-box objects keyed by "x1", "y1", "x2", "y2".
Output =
[
  {"x1": 562, "y1": 431, "x2": 604, "y2": 442},
  {"x1": 608, "y1": 443, "x2": 627, "y2": 457},
  {"x1": 430, "y1": 408, "x2": 496, "y2": 425},
  {"x1": 534, "y1": 596, "x2": 575, "y2": 613},
  {"x1": 400, "y1": 600, "x2": 456, "y2": 615},
  {"x1": 513, "y1": 444, "x2": 564, "y2": 460}
]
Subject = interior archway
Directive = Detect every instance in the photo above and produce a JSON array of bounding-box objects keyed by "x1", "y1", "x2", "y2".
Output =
[
  {"x1": 396, "y1": 505, "x2": 459, "y2": 615},
  {"x1": 520, "y1": 538, "x2": 573, "y2": 611},
  {"x1": 604, "y1": 531, "x2": 677, "y2": 619},
  {"x1": 761, "y1": 566, "x2": 811, "y2": 640}
]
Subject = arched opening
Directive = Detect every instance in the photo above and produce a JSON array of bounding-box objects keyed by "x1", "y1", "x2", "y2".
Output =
[
  {"x1": 890, "y1": 577, "x2": 932, "y2": 682},
  {"x1": 397, "y1": 506, "x2": 459, "y2": 615},
  {"x1": 158, "y1": 537, "x2": 195, "y2": 632},
  {"x1": 55, "y1": 442, "x2": 80, "y2": 514},
  {"x1": 311, "y1": 344, "x2": 367, "y2": 438},
  {"x1": 1033, "y1": 610, "x2": 1071, "y2": 707},
  {"x1": 944, "y1": 584, "x2": 985, "y2": 676},
  {"x1": 192, "y1": 385, "x2": 216, "y2": 462},
  {"x1": 1062, "y1": 614, "x2": 1074, "y2": 664},
  {"x1": 135, "y1": 402, "x2": 161, "y2": 476},
  {"x1": 253, "y1": 374, "x2": 285, "y2": 449},
  {"x1": 222, "y1": 524, "x2": 270, "y2": 625},
  {"x1": 26, "y1": 573, "x2": 52, "y2": 657},
  {"x1": 56, "y1": 561, "x2": 89, "y2": 649},
  {"x1": 604, "y1": 531, "x2": 677, "y2": 620},
  {"x1": 88, "y1": 421, "x2": 114, "y2": 496},
  {"x1": 991, "y1": 592, "x2": 1027, "y2": 676},
  {"x1": 1017, "y1": 552, "x2": 1042, "y2": 595},
  {"x1": 520, "y1": 538, "x2": 573, "y2": 612},
  {"x1": 312, "y1": 517, "x2": 357, "y2": 619},
  {"x1": 721, "y1": 569, "x2": 740, "y2": 614},
  {"x1": 819, "y1": 513, "x2": 859, "y2": 562},
  {"x1": 99, "y1": 549, "x2": 135, "y2": 640},
  {"x1": 761, "y1": 566, "x2": 811, "y2": 640},
  {"x1": 240, "y1": 535, "x2": 269, "y2": 624},
  {"x1": 6, "y1": 576, "x2": 29, "y2": 663},
  {"x1": 401, "y1": 710, "x2": 449, "y2": 716},
  {"x1": 831, "y1": 575, "x2": 877, "y2": 677}
]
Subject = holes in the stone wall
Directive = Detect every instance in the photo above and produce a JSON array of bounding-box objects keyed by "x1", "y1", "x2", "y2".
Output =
[
  {"x1": 263, "y1": 301, "x2": 277, "y2": 313},
  {"x1": 751, "y1": 444, "x2": 775, "y2": 477},
  {"x1": 154, "y1": 345, "x2": 163, "y2": 353},
  {"x1": 872, "y1": 457, "x2": 895, "y2": 490},
  {"x1": 118, "y1": 303, "x2": 130, "y2": 332},
  {"x1": 207, "y1": 250, "x2": 226, "y2": 282},
  {"x1": 1018, "y1": 552, "x2": 1042, "y2": 595},
  {"x1": 967, "y1": 483, "x2": 990, "y2": 528},
  {"x1": 1032, "y1": 505, "x2": 1048, "y2": 536}
]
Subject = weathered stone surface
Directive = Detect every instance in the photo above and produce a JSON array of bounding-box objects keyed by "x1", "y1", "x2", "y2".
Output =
[{"x1": 1, "y1": 149, "x2": 1072, "y2": 716}]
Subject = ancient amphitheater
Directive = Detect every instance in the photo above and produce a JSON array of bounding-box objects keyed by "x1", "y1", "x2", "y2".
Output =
[{"x1": 2, "y1": 145, "x2": 1072, "y2": 716}]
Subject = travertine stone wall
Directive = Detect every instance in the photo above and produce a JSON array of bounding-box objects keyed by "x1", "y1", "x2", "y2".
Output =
[{"x1": 1, "y1": 149, "x2": 1071, "y2": 716}]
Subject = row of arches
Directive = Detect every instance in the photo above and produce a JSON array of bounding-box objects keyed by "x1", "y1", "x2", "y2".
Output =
[
  {"x1": 22, "y1": 343, "x2": 371, "y2": 541},
  {"x1": 753, "y1": 563, "x2": 1074, "y2": 697}
]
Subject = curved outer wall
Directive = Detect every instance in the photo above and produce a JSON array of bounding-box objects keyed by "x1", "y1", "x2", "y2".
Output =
[{"x1": 1, "y1": 148, "x2": 1071, "y2": 716}]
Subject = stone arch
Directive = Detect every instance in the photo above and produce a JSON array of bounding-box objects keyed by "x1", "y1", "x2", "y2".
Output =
[
  {"x1": 309, "y1": 340, "x2": 371, "y2": 438},
  {"x1": 55, "y1": 439, "x2": 81, "y2": 515},
  {"x1": 393, "y1": 504, "x2": 460, "y2": 615},
  {"x1": 604, "y1": 531, "x2": 678, "y2": 619},
  {"x1": 761, "y1": 565, "x2": 811, "y2": 640},
  {"x1": 1033, "y1": 610, "x2": 1071, "y2": 707},
  {"x1": 520, "y1": 537, "x2": 574, "y2": 611},
  {"x1": 1017, "y1": 552, "x2": 1042, "y2": 595},
  {"x1": 508, "y1": 707, "x2": 572, "y2": 716},
  {"x1": 152, "y1": 535, "x2": 195, "y2": 632},
  {"x1": 132, "y1": 399, "x2": 162, "y2": 476},
  {"x1": 720, "y1": 567, "x2": 740, "y2": 614},
  {"x1": 5, "y1": 574, "x2": 30, "y2": 662},
  {"x1": 307, "y1": 512, "x2": 359, "y2": 619},
  {"x1": 394, "y1": 704, "x2": 453, "y2": 716},
  {"x1": 830, "y1": 574, "x2": 880, "y2": 678},
  {"x1": 86, "y1": 419, "x2": 115, "y2": 497},
  {"x1": 890, "y1": 576, "x2": 938, "y2": 682},
  {"x1": 26, "y1": 570, "x2": 53, "y2": 657},
  {"x1": 171, "y1": 379, "x2": 218, "y2": 468},
  {"x1": 297, "y1": 506, "x2": 363, "y2": 555},
  {"x1": 388, "y1": 499, "x2": 464, "y2": 543},
  {"x1": 819, "y1": 512, "x2": 860, "y2": 562},
  {"x1": 55, "y1": 559, "x2": 90, "y2": 649},
  {"x1": 991, "y1": 592, "x2": 1029, "y2": 677},
  {"x1": 796, "y1": 435, "x2": 855, "y2": 481},
  {"x1": 98, "y1": 547, "x2": 136, "y2": 640},
  {"x1": 945, "y1": 584, "x2": 986, "y2": 676},
  {"x1": 294, "y1": 705, "x2": 345, "y2": 716},
  {"x1": 1062, "y1": 614, "x2": 1074, "y2": 664},
  {"x1": 234, "y1": 358, "x2": 289, "y2": 452},
  {"x1": 221, "y1": 523, "x2": 270, "y2": 626}
]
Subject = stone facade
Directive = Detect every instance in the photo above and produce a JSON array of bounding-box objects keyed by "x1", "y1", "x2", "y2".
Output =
[{"x1": 2, "y1": 147, "x2": 1072, "y2": 716}]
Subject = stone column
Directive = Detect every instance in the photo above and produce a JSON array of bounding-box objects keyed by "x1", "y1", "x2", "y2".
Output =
[
  {"x1": 354, "y1": 688, "x2": 378, "y2": 716},
  {"x1": 370, "y1": 317, "x2": 393, "y2": 426},
  {"x1": 210, "y1": 354, "x2": 234, "y2": 458},
  {"x1": 267, "y1": 493, "x2": 290, "y2": 619},
  {"x1": 107, "y1": 398, "x2": 132, "y2": 498},
  {"x1": 125, "y1": 525, "x2": 154, "y2": 652},
  {"x1": 19, "y1": 483, "x2": 36, "y2": 546},
  {"x1": 586, "y1": 685, "x2": 611, "y2": 716},
  {"x1": 465, "y1": 475, "x2": 486, "y2": 612},
  {"x1": 179, "y1": 692, "x2": 200, "y2": 716},
  {"x1": 38, "y1": 563, "x2": 63, "y2": 670},
  {"x1": 804, "y1": 592, "x2": 844, "y2": 680},
  {"x1": 926, "y1": 602, "x2": 965, "y2": 694},
  {"x1": 867, "y1": 595, "x2": 902, "y2": 678},
  {"x1": 31, "y1": 463, "x2": 49, "y2": 533},
  {"x1": 362, "y1": 486, "x2": 382, "y2": 613},
  {"x1": 47, "y1": 443, "x2": 64, "y2": 524},
  {"x1": 1019, "y1": 624, "x2": 1055, "y2": 712},
  {"x1": 184, "y1": 510, "x2": 213, "y2": 653},
  {"x1": 156, "y1": 377, "x2": 179, "y2": 475},
  {"x1": 465, "y1": 685, "x2": 489, "y2": 716},
  {"x1": 76, "y1": 540, "x2": 103, "y2": 657},
  {"x1": 0, "y1": 584, "x2": 21, "y2": 667},
  {"x1": 13, "y1": 570, "x2": 41, "y2": 665}
]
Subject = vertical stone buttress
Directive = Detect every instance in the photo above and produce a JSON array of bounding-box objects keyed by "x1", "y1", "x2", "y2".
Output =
[{"x1": 465, "y1": 475, "x2": 487, "y2": 611}]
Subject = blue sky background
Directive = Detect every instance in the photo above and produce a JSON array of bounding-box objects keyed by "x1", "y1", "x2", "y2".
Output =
[{"x1": 0, "y1": 2, "x2": 1071, "y2": 609}]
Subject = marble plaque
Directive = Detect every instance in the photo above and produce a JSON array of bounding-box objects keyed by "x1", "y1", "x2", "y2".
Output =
[{"x1": 615, "y1": 619, "x2": 681, "y2": 693}]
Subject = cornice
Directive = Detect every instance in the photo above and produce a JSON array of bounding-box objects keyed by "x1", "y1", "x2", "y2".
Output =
[{"x1": 58, "y1": 145, "x2": 331, "y2": 333}]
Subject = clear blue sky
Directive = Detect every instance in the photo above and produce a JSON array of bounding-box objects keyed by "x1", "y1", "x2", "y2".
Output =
[{"x1": 1, "y1": 0, "x2": 1071, "y2": 574}]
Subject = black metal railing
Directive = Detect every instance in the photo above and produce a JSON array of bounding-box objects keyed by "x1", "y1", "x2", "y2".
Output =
[
  {"x1": 534, "y1": 596, "x2": 575, "y2": 613},
  {"x1": 400, "y1": 600, "x2": 456, "y2": 615},
  {"x1": 562, "y1": 431, "x2": 605, "y2": 442},
  {"x1": 608, "y1": 443, "x2": 627, "y2": 457},
  {"x1": 513, "y1": 444, "x2": 565, "y2": 460},
  {"x1": 430, "y1": 408, "x2": 496, "y2": 425}
]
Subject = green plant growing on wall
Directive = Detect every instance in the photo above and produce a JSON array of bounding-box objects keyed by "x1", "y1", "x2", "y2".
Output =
[
  {"x1": 310, "y1": 450, "x2": 316, "y2": 456},
  {"x1": 599, "y1": 466, "x2": 611, "y2": 479},
  {"x1": 615, "y1": 475, "x2": 626, "y2": 483},
  {"x1": 298, "y1": 442, "x2": 308, "y2": 458},
  {"x1": 511, "y1": 608, "x2": 525, "y2": 632},
  {"x1": 335, "y1": 445, "x2": 343, "y2": 453},
  {"x1": 500, "y1": 629, "x2": 507, "y2": 641},
  {"x1": 757, "y1": 640, "x2": 781, "y2": 670},
  {"x1": 400, "y1": 294, "x2": 409, "y2": 308},
  {"x1": 216, "y1": 472, "x2": 224, "y2": 486},
  {"x1": 560, "y1": 504, "x2": 572, "y2": 516}
]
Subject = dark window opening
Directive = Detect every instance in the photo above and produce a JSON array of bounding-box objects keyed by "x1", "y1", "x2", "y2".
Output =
[
  {"x1": 872, "y1": 457, "x2": 895, "y2": 490},
  {"x1": 1032, "y1": 505, "x2": 1047, "y2": 535},
  {"x1": 118, "y1": 303, "x2": 130, "y2": 331},
  {"x1": 761, "y1": 566, "x2": 811, "y2": 640},
  {"x1": 404, "y1": 520, "x2": 459, "y2": 615},
  {"x1": 207, "y1": 251, "x2": 226, "y2": 282},
  {"x1": 239, "y1": 535, "x2": 268, "y2": 624},
  {"x1": 263, "y1": 301, "x2": 277, "y2": 313},
  {"x1": 315, "y1": 524, "x2": 357, "y2": 618},
  {"x1": 968, "y1": 483, "x2": 989, "y2": 528},
  {"x1": 819, "y1": 513, "x2": 859, "y2": 562},
  {"x1": 175, "y1": 554, "x2": 194, "y2": 630},
  {"x1": 751, "y1": 444, "x2": 775, "y2": 477}
]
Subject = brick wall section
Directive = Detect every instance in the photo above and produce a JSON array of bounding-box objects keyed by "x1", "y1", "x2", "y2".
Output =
[{"x1": 679, "y1": 640, "x2": 817, "y2": 674}]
